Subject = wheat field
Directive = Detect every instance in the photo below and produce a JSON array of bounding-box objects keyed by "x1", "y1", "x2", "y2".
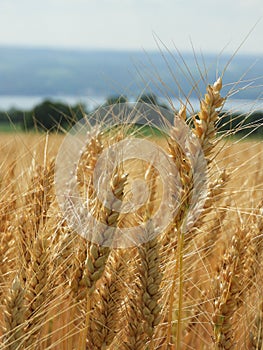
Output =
[{"x1": 0, "y1": 78, "x2": 262, "y2": 350}]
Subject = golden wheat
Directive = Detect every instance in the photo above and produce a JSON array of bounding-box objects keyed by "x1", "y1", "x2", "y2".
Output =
[{"x1": 0, "y1": 74, "x2": 262, "y2": 350}]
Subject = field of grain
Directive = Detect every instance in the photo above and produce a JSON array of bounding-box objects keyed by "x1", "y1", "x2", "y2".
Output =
[{"x1": 0, "y1": 80, "x2": 262, "y2": 350}]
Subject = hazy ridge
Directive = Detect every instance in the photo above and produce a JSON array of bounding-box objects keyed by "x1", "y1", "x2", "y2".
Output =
[{"x1": 0, "y1": 46, "x2": 262, "y2": 100}]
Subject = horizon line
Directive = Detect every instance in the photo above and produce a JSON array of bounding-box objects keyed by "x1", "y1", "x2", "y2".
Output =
[{"x1": 0, "y1": 43, "x2": 262, "y2": 57}]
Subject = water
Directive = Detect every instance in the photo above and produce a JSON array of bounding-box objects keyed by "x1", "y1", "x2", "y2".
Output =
[
  {"x1": 0, "y1": 95, "x2": 262, "y2": 113},
  {"x1": 0, "y1": 95, "x2": 105, "y2": 111}
]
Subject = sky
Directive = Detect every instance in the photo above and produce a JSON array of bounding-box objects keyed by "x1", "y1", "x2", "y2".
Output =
[{"x1": 0, "y1": 0, "x2": 262, "y2": 54}]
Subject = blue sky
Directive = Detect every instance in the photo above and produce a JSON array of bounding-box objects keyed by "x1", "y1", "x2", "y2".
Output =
[{"x1": 0, "y1": 0, "x2": 262, "y2": 54}]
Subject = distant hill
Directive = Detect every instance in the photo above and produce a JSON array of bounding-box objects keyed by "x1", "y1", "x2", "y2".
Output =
[{"x1": 0, "y1": 46, "x2": 262, "y2": 100}]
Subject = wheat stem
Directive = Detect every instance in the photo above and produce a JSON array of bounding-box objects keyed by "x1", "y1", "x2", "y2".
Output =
[{"x1": 176, "y1": 230, "x2": 185, "y2": 350}]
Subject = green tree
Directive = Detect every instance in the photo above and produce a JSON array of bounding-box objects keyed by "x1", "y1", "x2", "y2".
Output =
[
  {"x1": 24, "y1": 100, "x2": 85, "y2": 131},
  {"x1": 218, "y1": 111, "x2": 263, "y2": 137},
  {"x1": 104, "y1": 95, "x2": 128, "y2": 106},
  {"x1": 136, "y1": 93, "x2": 169, "y2": 109}
]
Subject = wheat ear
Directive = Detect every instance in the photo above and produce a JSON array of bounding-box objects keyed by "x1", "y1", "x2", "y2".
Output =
[
  {"x1": 69, "y1": 133, "x2": 104, "y2": 301},
  {"x1": 122, "y1": 248, "x2": 147, "y2": 350},
  {"x1": 136, "y1": 164, "x2": 162, "y2": 349},
  {"x1": 193, "y1": 77, "x2": 224, "y2": 159},
  {"x1": 87, "y1": 250, "x2": 127, "y2": 349},
  {"x1": 23, "y1": 230, "x2": 51, "y2": 348},
  {"x1": 3, "y1": 274, "x2": 25, "y2": 350},
  {"x1": 212, "y1": 225, "x2": 248, "y2": 349},
  {"x1": 78, "y1": 167, "x2": 127, "y2": 350}
]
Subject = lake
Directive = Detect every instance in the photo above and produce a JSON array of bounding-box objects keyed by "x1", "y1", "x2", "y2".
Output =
[{"x1": 0, "y1": 95, "x2": 262, "y2": 113}]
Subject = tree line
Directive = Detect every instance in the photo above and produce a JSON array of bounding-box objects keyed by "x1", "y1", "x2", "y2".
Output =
[
  {"x1": 0, "y1": 94, "x2": 262, "y2": 137},
  {"x1": 0, "y1": 94, "x2": 168, "y2": 132}
]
